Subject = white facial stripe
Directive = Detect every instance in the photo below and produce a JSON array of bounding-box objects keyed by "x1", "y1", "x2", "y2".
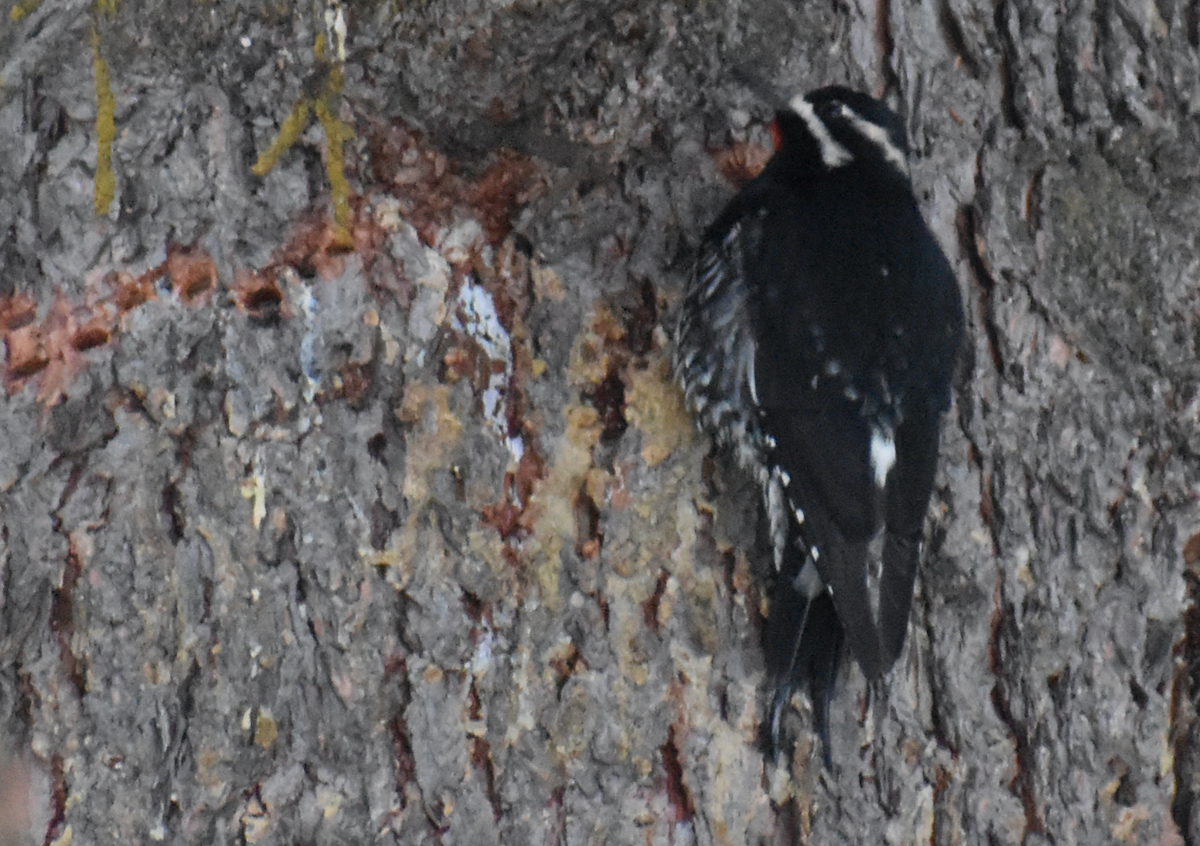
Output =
[
  {"x1": 839, "y1": 105, "x2": 910, "y2": 175},
  {"x1": 787, "y1": 95, "x2": 853, "y2": 169},
  {"x1": 870, "y1": 427, "x2": 897, "y2": 488}
]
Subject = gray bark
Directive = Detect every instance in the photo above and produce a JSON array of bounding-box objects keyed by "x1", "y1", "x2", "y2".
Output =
[{"x1": 1, "y1": 0, "x2": 1199, "y2": 844}]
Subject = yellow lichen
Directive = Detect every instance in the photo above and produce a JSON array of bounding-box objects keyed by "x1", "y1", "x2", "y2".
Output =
[
  {"x1": 313, "y1": 92, "x2": 353, "y2": 246},
  {"x1": 91, "y1": 27, "x2": 116, "y2": 216},
  {"x1": 10, "y1": 0, "x2": 42, "y2": 22},
  {"x1": 252, "y1": 31, "x2": 354, "y2": 245},
  {"x1": 312, "y1": 31, "x2": 353, "y2": 246},
  {"x1": 250, "y1": 99, "x2": 312, "y2": 177},
  {"x1": 254, "y1": 711, "x2": 277, "y2": 749}
]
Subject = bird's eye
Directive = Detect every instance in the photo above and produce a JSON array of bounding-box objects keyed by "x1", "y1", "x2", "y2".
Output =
[{"x1": 816, "y1": 99, "x2": 843, "y2": 121}]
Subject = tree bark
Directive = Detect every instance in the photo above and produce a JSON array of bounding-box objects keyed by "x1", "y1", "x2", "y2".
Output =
[{"x1": 1, "y1": 1, "x2": 1199, "y2": 843}]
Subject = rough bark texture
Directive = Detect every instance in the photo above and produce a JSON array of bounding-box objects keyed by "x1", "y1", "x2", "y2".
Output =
[{"x1": 2, "y1": 1, "x2": 1200, "y2": 844}]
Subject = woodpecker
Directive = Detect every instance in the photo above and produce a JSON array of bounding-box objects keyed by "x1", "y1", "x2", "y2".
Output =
[{"x1": 673, "y1": 86, "x2": 964, "y2": 759}]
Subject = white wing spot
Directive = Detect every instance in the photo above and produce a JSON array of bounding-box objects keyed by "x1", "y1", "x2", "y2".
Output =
[
  {"x1": 788, "y1": 95, "x2": 853, "y2": 169},
  {"x1": 870, "y1": 426, "x2": 897, "y2": 488},
  {"x1": 794, "y1": 560, "x2": 823, "y2": 599}
]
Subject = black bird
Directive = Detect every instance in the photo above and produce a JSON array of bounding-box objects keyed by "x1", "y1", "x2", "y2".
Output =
[{"x1": 673, "y1": 86, "x2": 963, "y2": 759}]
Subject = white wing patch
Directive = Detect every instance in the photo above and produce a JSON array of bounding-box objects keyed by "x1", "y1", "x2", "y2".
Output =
[
  {"x1": 870, "y1": 426, "x2": 897, "y2": 488},
  {"x1": 788, "y1": 95, "x2": 853, "y2": 169},
  {"x1": 766, "y1": 471, "x2": 788, "y2": 569}
]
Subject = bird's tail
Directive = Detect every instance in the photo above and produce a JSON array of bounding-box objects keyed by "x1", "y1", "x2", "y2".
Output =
[
  {"x1": 878, "y1": 530, "x2": 921, "y2": 669},
  {"x1": 763, "y1": 546, "x2": 845, "y2": 764}
]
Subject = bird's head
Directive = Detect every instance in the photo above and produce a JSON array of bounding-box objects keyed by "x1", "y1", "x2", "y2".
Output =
[{"x1": 771, "y1": 86, "x2": 909, "y2": 177}]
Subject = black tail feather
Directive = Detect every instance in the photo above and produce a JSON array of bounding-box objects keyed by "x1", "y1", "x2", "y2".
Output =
[
  {"x1": 764, "y1": 570, "x2": 811, "y2": 755},
  {"x1": 764, "y1": 571, "x2": 846, "y2": 765},
  {"x1": 878, "y1": 531, "x2": 921, "y2": 670}
]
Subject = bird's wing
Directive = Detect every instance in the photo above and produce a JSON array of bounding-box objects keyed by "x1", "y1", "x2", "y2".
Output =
[{"x1": 761, "y1": 403, "x2": 884, "y2": 679}]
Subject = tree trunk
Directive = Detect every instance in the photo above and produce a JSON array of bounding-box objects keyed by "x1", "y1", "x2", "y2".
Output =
[{"x1": 1, "y1": 1, "x2": 1198, "y2": 843}]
